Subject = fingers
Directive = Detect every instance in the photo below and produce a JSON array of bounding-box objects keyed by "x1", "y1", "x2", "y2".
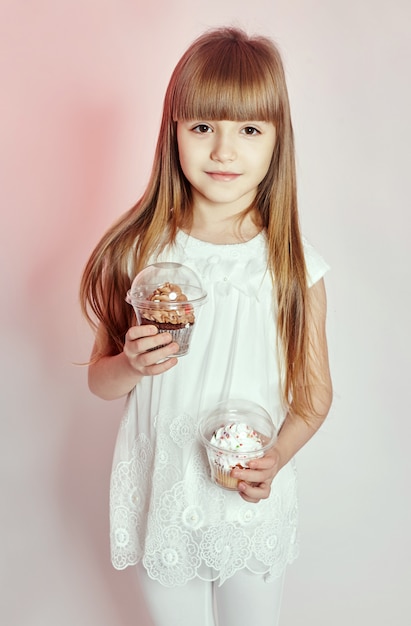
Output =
[
  {"x1": 125, "y1": 324, "x2": 173, "y2": 355},
  {"x1": 231, "y1": 470, "x2": 272, "y2": 503},
  {"x1": 231, "y1": 447, "x2": 280, "y2": 503},
  {"x1": 237, "y1": 481, "x2": 271, "y2": 503},
  {"x1": 235, "y1": 470, "x2": 274, "y2": 503},
  {"x1": 144, "y1": 353, "x2": 179, "y2": 375},
  {"x1": 124, "y1": 325, "x2": 179, "y2": 376},
  {"x1": 125, "y1": 323, "x2": 161, "y2": 348}
]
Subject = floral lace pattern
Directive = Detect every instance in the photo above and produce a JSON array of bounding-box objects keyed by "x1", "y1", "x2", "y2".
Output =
[
  {"x1": 111, "y1": 412, "x2": 299, "y2": 585},
  {"x1": 109, "y1": 232, "x2": 329, "y2": 586},
  {"x1": 110, "y1": 433, "x2": 153, "y2": 570},
  {"x1": 169, "y1": 412, "x2": 197, "y2": 448}
]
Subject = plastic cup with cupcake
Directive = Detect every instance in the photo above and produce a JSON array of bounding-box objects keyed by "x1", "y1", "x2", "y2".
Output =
[
  {"x1": 126, "y1": 262, "x2": 207, "y2": 357},
  {"x1": 199, "y1": 400, "x2": 277, "y2": 490}
]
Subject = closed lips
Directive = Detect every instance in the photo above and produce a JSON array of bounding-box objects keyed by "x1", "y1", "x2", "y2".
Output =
[{"x1": 206, "y1": 171, "x2": 241, "y2": 180}]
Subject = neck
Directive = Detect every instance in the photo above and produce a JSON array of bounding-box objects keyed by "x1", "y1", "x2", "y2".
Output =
[{"x1": 187, "y1": 208, "x2": 261, "y2": 245}]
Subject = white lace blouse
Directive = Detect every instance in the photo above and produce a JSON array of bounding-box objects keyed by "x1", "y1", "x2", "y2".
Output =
[{"x1": 109, "y1": 230, "x2": 329, "y2": 587}]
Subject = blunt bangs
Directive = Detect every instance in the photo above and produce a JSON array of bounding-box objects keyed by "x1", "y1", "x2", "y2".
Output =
[{"x1": 170, "y1": 34, "x2": 283, "y2": 123}]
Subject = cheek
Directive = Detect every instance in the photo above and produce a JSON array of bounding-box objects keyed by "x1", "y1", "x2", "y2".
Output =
[
  {"x1": 256, "y1": 153, "x2": 273, "y2": 179},
  {"x1": 176, "y1": 129, "x2": 187, "y2": 164},
  {"x1": 253, "y1": 152, "x2": 274, "y2": 186},
  {"x1": 178, "y1": 140, "x2": 202, "y2": 182},
  {"x1": 177, "y1": 136, "x2": 191, "y2": 167},
  {"x1": 177, "y1": 148, "x2": 195, "y2": 184},
  {"x1": 176, "y1": 141, "x2": 187, "y2": 174},
  {"x1": 178, "y1": 151, "x2": 190, "y2": 179},
  {"x1": 261, "y1": 143, "x2": 276, "y2": 175}
]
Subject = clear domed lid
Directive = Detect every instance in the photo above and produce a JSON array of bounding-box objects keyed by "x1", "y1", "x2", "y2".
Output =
[
  {"x1": 199, "y1": 399, "x2": 277, "y2": 451},
  {"x1": 126, "y1": 262, "x2": 207, "y2": 310}
]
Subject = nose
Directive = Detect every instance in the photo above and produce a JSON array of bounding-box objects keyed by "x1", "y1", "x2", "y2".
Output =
[{"x1": 210, "y1": 131, "x2": 236, "y2": 163}]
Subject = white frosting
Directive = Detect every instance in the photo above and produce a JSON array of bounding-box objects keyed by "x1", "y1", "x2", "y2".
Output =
[{"x1": 209, "y1": 422, "x2": 263, "y2": 470}]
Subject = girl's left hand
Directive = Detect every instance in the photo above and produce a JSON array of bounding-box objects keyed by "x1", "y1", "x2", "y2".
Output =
[{"x1": 231, "y1": 446, "x2": 281, "y2": 503}]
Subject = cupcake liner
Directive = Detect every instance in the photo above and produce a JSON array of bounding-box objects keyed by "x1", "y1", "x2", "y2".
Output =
[
  {"x1": 142, "y1": 322, "x2": 194, "y2": 357},
  {"x1": 206, "y1": 449, "x2": 255, "y2": 491},
  {"x1": 212, "y1": 466, "x2": 241, "y2": 491},
  {"x1": 157, "y1": 325, "x2": 194, "y2": 356}
]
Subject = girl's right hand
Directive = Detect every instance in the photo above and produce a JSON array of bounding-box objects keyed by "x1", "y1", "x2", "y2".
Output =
[{"x1": 123, "y1": 324, "x2": 179, "y2": 376}]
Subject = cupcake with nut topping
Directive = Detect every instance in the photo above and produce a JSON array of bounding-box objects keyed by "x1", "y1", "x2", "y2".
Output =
[{"x1": 126, "y1": 262, "x2": 207, "y2": 357}]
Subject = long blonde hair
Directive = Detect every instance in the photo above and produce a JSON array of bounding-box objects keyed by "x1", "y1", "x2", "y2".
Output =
[{"x1": 80, "y1": 27, "x2": 313, "y2": 417}]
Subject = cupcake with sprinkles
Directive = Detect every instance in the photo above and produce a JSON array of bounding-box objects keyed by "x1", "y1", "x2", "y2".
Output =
[{"x1": 199, "y1": 400, "x2": 277, "y2": 490}]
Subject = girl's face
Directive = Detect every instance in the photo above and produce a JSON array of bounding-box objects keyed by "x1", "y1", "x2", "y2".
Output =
[{"x1": 177, "y1": 120, "x2": 276, "y2": 217}]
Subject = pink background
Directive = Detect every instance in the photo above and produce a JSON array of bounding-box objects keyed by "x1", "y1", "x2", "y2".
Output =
[{"x1": 1, "y1": 1, "x2": 410, "y2": 624}]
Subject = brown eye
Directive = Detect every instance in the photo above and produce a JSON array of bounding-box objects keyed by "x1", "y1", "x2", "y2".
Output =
[
  {"x1": 243, "y1": 126, "x2": 259, "y2": 135},
  {"x1": 193, "y1": 124, "x2": 212, "y2": 134}
]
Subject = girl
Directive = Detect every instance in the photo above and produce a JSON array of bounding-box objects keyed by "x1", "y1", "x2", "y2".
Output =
[{"x1": 80, "y1": 27, "x2": 332, "y2": 626}]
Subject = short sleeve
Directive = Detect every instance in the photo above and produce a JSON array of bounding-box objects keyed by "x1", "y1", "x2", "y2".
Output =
[{"x1": 303, "y1": 238, "x2": 330, "y2": 287}]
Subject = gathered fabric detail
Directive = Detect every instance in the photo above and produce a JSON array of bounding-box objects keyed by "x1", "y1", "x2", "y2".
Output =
[{"x1": 170, "y1": 231, "x2": 270, "y2": 301}]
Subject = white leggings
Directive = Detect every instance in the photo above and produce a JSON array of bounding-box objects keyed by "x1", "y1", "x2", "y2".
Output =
[{"x1": 136, "y1": 564, "x2": 285, "y2": 626}]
